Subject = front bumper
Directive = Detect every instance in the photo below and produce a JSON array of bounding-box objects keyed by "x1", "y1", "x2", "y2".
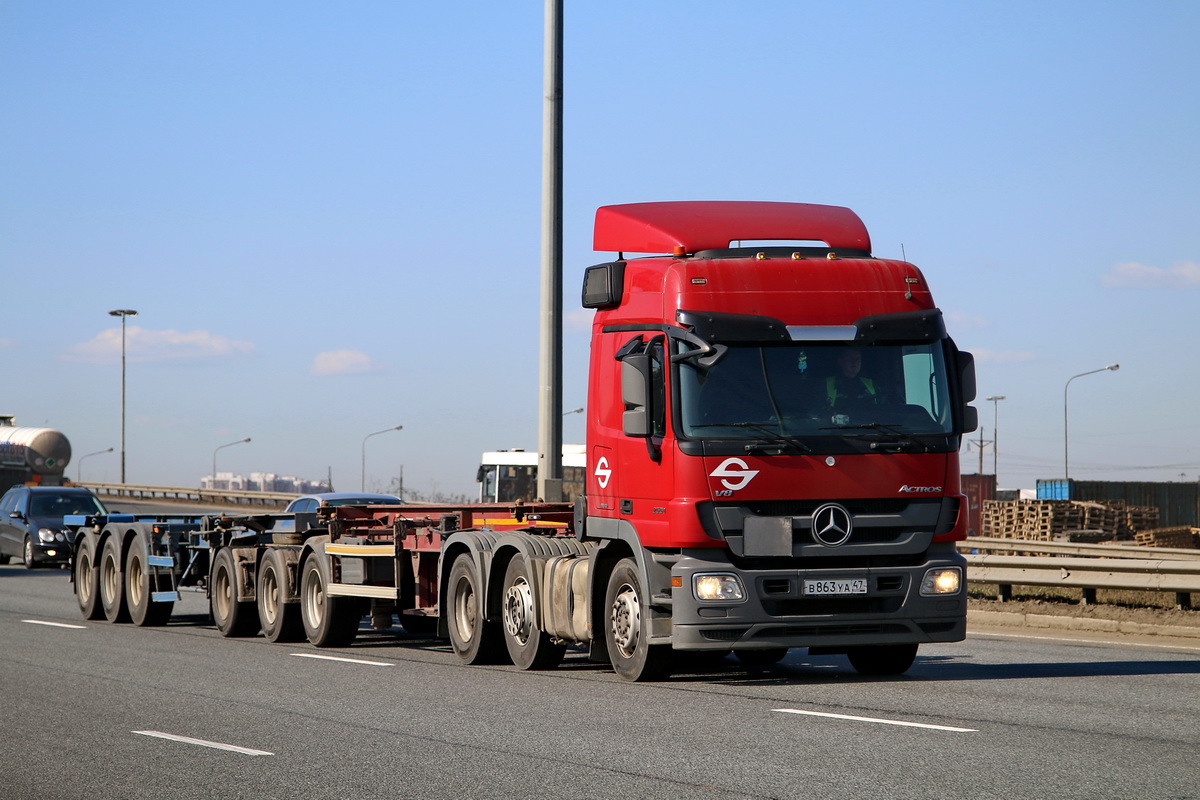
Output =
[{"x1": 670, "y1": 543, "x2": 966, "y2": 651}]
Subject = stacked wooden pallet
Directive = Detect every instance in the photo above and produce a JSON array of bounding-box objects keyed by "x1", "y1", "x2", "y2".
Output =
[
  {"x1": 1133, "y1": 526, "x2": 1200, "y2": 549},
  {"x1": 981, "y1": 499, "x2": 1084, "y2": 540},
  {"x1": 1124, "y1": 506, "x2": 1160, "y2": 536}
]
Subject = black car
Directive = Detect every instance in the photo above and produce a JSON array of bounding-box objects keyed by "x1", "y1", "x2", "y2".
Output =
[{"x1": 0, "y1": 485, "x2": 107, "y2": 568}]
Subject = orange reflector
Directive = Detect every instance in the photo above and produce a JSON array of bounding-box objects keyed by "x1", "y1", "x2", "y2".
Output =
[{"x1": 671, "y1": 576, "x2": 683, "y2": 588}]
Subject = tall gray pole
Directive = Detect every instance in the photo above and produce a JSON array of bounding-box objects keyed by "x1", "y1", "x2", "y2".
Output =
[
  {"x1": 1063, "y1": 364, "x2": 1119, "y2": 481},
  {"x1": 537, "y1": 0, "x2": 564, "y2": 503},
  {"x1": 108, "y1": 309, "x2": 138, "y2": 483}
]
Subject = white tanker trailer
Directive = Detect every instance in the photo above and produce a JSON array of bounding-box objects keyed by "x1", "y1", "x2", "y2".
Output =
[{"x1": 0, "y1": 415, "x2": 72, "y2": 489}]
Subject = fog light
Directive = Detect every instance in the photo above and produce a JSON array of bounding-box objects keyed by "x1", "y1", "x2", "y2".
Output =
[
  {"x1": 693, "y1": 574, "x2": 745, "y2": 601},
  {"x1": 920, "y1": 567, "x2": 962, "y2": 595}
]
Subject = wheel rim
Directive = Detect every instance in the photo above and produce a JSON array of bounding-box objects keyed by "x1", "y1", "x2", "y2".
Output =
[
  {"x1": 453, "y1": 575, "x2": 477, "y2": 644},
  {"x1": 610, "y1": 582, "x2": 640, "y2": 658},
  {"x1": 101, "y1": 549, "x2": 119, "y2": 605},
  {"x1": 502, "y1": 575, "x2": 534, "y2": 646},
  {"x1": 213, "y1": 564, "x2": 232, "y2": 620},
  {"x1": 128, "y1": 554, "x2": 144, "y2": 608},
  {"x1": 303, "y1": 564, "x2": 325, "y2": 628},
  {"x1": 77, "y1": 549, "x2": 93, "y2": 605},
  {"x1": 262, "y1": 567, "x2": 279, "y2": 625}
]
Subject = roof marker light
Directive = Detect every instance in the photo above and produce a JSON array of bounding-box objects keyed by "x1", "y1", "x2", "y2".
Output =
[{"x1": 827, "y1": 252, "x2": 840, "y2": 260}]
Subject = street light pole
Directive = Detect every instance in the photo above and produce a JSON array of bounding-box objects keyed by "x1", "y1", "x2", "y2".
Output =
[
  {"x1": 361, "y1": 425, "x2": 403, "y2": 492},
  {"x1": 1064, "y1": 364, "x2": 1119, "y2": 481},
  {"x1": 985, "y1": 396, "x2": 1005, "y2": 480},
  {"x1": 108, "y1": 309, "x2": 138, "y2": 483},
  {"x1": 77, "y1": 447, "x2": 114, "y2": 483},
  {"x1": 212, "y1": 437, "x2": 251, "y2": 490}
]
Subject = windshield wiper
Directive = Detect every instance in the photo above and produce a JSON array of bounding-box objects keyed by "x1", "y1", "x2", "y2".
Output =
[
  {"x1": 687, "y1": 421, "x2": 814, "y2": 453},
  {"x1": 725, "y1": 421, "x2": 814, "y2": 453},
  {"x1": 818, "y1": 422, "x2": 924, "y2": 451}
]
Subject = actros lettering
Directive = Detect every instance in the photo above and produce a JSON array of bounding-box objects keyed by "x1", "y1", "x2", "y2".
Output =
[{"x1": 898, "y1": 485, "x2": 942, "y2": 494}]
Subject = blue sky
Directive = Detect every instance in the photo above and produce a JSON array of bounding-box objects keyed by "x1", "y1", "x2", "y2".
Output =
[{"x1": 2, "y1": 1, "x2": 1197, "y2": 496}]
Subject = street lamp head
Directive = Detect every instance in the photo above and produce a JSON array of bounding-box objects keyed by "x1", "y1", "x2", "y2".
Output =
[
  {"x1": 1106, "y1": 364, "x2": 1119, "y2": 371},
  {"x1": 985, "y1": 395, "x2": 1006, "y2": 402},
  {"x1": 108, "y1": 309, "x2": 138, "y2": 317}
]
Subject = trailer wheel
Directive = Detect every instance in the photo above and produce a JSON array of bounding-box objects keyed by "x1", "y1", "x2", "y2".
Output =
[
  {"x1": 300, "y1": 551, "x2": 359, "y2": 647},
  {"x1": 846, "y1": 643, "x2": 918, "y2": 675},
  {"x1": 257, "y1": 549, "x2": 304, "y2": 643},
  {"x1": 604, "y1": 558, "x2": 672, "y2": 681},
  {"x1": 446, "y1": 555, "x2": 506, "y2": 665},
  {"x1": 734, "y1": 648, "x2": 788, "y2": 668},
  {"x1": 74, "y1": 536, "x2": 104, "y2": 620},
  {"x1": 126, "y1": 544, "x2": 173, "y2": 627},
  {"x1": 500, "y1": 555, "x2": 565, "y2": 670},
  {"x1": 210, "y1": 548, "x2": 259, "y2": 637},
  {"x1": 99, "y1": 536, "x2": 130, "y2": 623}
]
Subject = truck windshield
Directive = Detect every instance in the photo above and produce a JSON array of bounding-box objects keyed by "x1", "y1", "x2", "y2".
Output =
[{"x1": 678, "y1": 341, "x2": 955, "y2": 441}]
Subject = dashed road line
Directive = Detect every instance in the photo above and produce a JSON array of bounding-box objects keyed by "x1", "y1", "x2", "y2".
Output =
[
  {"x1": 290, "y1": 652, "x2": 393, "y2": 666},
  {"x1": 772, "y1": 708, "x2": 977, "y2": 732},
  {"x1": 133, "y1": 730, "x2": 273, "y2": 756},
  {"x1": 22, "y1": 619, "x2": 86, "y2": 629}
]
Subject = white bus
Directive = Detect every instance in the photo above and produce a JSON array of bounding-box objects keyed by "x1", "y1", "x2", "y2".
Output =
[{"x1": 476, "y1": 445, "x2": 586, "y2": 503}]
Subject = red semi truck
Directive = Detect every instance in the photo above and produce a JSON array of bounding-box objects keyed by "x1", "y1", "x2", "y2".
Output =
[{"x1": 70, "y1": 201, "x2": 977, "y2": 681}]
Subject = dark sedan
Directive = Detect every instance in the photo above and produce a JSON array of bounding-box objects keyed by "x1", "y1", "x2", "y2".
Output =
[{"x1": 0, "y1": 485, "x2": 107, "y2": 568}]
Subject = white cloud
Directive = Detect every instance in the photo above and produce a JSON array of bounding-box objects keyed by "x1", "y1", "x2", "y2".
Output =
[
  {"x1": 946, "y1": 311, "x2": 990, "y2": 330},
  {"x1": 565, "y1": 308, "x2": 595, "y2": 332},
  {"x1": 970, "y1": 348, "x2": 1036, "y2": 364},
  {"x1": 65, "y1": 326, "x2": 254, "y2": 364},
  {"x1": 1101, "y1": 260, "x2": 1200, "y2": 289},
  {"x1": 311, "y1": 349, "x2": 376, "y2": 376}
]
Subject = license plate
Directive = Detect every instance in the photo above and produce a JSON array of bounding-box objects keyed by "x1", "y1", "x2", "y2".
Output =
[{"x1": 803, "y1": 578, "x2": 868, "y2": 596}]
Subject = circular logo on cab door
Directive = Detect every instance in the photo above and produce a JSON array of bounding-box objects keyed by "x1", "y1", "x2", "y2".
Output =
[
  {"x1": 710, "y1": 457, "x2": 759, "y2": 492},
  {"x1": 810, "y1": 503, "x2": 853, "y2": 546}
]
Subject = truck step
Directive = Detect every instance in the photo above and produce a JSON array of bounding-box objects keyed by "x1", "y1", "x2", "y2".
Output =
[
  {"x1": 147, "y1": 555, "x2": 175, "y2": 568},
  {"x1": 151, "y1": 591, "x2": 181, "y2": 603}
]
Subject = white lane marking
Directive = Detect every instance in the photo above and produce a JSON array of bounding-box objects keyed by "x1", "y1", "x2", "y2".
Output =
[
  {"x1": 772, "y1": 708, "x2": 977, "y2": 732},
  {"x1": 22, "y1": 619, "x2": 86, "y2": 629},
  {"x1": 973, "y1": 631, "x2": 1200, "y2": 652},
  {"x1": 290, "y1": 653, "x2": 392, "y2": 666},
  {"x1": 133, "y1": 730, "x2": 273, "y2": 756}
]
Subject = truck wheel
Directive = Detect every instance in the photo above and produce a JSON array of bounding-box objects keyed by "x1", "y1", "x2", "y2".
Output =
[
  {"x1": 735, "y1": 648, "x2": 788, "y2": 668},
  {"x1": 99, "y1": 536, "x2": 130, "y2": 623},
  {"x1": 23, "y1": 536, "x2": 41, "y2": 569},
  {"x1": 257, "y1": 549, "x2": 304, "y2": 643},
  {"x1": 500, "y1": 555, "x2": 565, "y2": 670},
  {"x1": 210, "y1": 548, "x2": 259, "y2": 637},
  {"x1": 300, "y1": 551, "x2": 359, "y2": 647},
  {"x1": 604, "y1": 558, "x2": 672, "y2": 681},
  {"x1": 126, "y1": 544, "x2": 173, "y2": 627},
  {"x1": 847, "y1": 643, "x2": 918, "y2": 675},
  {"x1": 446, "y1": 555, "x2": 506, "y2": 665},
  {"x1": 74, "y1": 535, "x2": 104, "y2": 620}
]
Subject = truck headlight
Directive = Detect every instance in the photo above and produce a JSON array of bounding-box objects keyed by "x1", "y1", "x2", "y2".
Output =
[
  {"x1": 920, "y1": 567, "x2": 962, "y2": 596},
  {"x1": 693, "y1": 574, "x2": 745, "y2": 601}
]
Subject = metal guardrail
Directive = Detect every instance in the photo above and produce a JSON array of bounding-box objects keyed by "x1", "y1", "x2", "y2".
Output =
[
  {"x1": 960, "y1": 536, "x2": 1200, "y2": 608},
  {"x1": 80, "y1": 482, "x2": 296, "y2": 509}
]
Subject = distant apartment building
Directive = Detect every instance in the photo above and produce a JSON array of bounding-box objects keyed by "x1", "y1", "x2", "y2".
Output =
[{"x1": 202, "y1": 471, "x2": 330, "y2": 493}]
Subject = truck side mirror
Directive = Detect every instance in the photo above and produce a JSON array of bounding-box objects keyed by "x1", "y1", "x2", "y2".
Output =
[
  {"x1": 621, "y1": 356, "x2": 651, "y2": 437},
  {"x1": 957, "y1": 350, "x2": 978, "y2": 433}
]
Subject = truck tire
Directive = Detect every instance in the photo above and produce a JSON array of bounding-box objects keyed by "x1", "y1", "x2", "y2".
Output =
[
  {"x1": 846, "y1": 643, "x2": 918, "y2": 675},
  {"x1": 126, "y1": 543, "x2": 173, "y2": 627},
  {"x1": 210, "y1": 548, "x2": 259, "y2": 637},
  {"x1": 99, "y1": 536, "x2": 130, "y2": 623},
  {"x1": 500, "y1": 554, "x2": 565, "y2": 670},
  {"x1": 604, "y1": 558, "x2": 672, "y2": 681},
  {"x1": 74, "y1": 535, "x2": 104, "y2": 620},
  {"x1": 446, "y1": 555, "x2": 506, "y2": 665},
  {"x1": 257, "y1": 549, "x2": 304, "y2": 643},
  {"x1": 300, "y1": 550, "x2": 360, "y2": 648}
]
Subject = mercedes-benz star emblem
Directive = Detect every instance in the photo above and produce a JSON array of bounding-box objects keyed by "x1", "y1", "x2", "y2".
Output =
[{"x1": 811, "y1": 503, "x2": 853, "y2": 546}]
